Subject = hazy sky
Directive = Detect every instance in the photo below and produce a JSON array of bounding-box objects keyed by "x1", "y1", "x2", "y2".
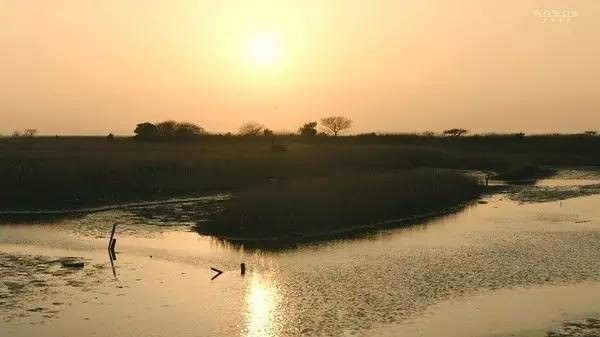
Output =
[{"x1": 1, "y1": 0, "x2": 598, "y2": 135}]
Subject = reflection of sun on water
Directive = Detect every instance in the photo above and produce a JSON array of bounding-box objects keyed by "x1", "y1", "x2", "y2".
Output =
[{"x1": 245, "y1": 274, "x2": 280, "y2": 337}]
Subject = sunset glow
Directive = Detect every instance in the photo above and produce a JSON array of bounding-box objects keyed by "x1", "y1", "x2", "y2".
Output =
[
  {"x1": 247, "y1": 35, "x2": 278, "y2": 66},
  {"x1": 0, "y1": 1, "x2": 598, "y2": 135}
]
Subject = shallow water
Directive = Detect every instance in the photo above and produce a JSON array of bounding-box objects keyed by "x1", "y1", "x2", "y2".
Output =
[{"x1": 1, "y1": 173, "x2": 600, "y2": 337}]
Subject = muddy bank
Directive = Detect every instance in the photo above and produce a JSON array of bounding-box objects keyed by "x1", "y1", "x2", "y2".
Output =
[
  {"x1": 503, "y1": 167, "x2": 600, "y2": 203},
  {"x1": 547, "y1": 318, "x2": 600, "y2": 337},
  {"x1": 0, "y1": 195, "x2": 228, "y2": 217},
  {"x1": 507, "y1": 183, "x2": 600, "y2": 203}
]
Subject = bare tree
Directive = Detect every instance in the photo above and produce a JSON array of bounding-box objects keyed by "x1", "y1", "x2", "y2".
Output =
[
  {"x1": 443, "y1": 128, "x2": 468, "y2": 137},
  {"x1": 238, "y1": 122, "x2": 264, "y2": 136},
  {"x1": 320, "y1": 116, "x2": 352, "y2": 136}
]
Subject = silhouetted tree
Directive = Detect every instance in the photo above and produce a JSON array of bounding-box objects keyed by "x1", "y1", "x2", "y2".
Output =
[
  {"x1": 443, "y1": 128, "x2": 468, "y2": 137},
  {"x1": 134, "y1": 122, "x2": 159, "y2": 140},
  {"x1": 584, "y1": 130, "x2": 597, "y2": 136},
  {"x1": 263, "y1": 128, "x2": 274, "y2": 136},
  {"x1": 422, "y1": 131, "x2": 435, "y2": 137},
  {"x1": 320, "y1": 116, "x2": 352, "y2": 136},
  {"x1": 156, "y1": 120, "x2": 178, "y2": 139},
  {"x1": 298, "y1": 122, "x2": 318, "y2": 136},
  {"x1": 174, "y1": 122, "x2": 206, "y2": 139},
  {"x1": 107, "y1": 133, "x2": 115, "y2": 142},
  {"x1": 136, "y1": 121, "x2": 205, "y2": 140},
  {"x1": 12, "y1": 129, "x2": 37, "y2": 137},
  {"x1": 238, "y1": 122, "x2": 264, "y2": 136}
]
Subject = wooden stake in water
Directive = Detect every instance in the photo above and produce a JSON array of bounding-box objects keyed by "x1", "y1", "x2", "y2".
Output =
[
  {"x1": 108, "y1": 224, "x2": 118, "y2": 260},
  {"x1": 108, "y1": 224, "x2": 117, "y2": 251}
]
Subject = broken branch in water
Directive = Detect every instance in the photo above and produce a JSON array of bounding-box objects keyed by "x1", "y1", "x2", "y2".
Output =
[{"x1": 211, "y1": 267, "x2": 223, "y2": 280}]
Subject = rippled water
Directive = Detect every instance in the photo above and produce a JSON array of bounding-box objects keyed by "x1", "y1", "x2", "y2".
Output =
[{"x1": 1, "y1": 172, "x2": 600, "y2": 337}]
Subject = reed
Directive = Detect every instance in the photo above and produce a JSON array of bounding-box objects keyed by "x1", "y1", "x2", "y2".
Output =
[{"x1": 200, "y1": 169, "x2": 483, "y2": 237}]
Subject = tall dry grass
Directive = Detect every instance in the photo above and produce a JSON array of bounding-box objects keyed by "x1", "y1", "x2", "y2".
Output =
[{"x1": 200, "y1": 169, "x2": 482, "y2": 237}]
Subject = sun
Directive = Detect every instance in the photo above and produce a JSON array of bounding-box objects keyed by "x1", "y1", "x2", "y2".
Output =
[{"x1": 247, "y1": 35, "x2": 278, "y2": 65}]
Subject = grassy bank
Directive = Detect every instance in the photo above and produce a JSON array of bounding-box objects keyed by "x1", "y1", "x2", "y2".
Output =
[
  {"x1": 199, "y1": 169, "x2": 483, "y2": 238},
  {"x1": 0, "y1": 134, "x2": 598, "y2": 210}
]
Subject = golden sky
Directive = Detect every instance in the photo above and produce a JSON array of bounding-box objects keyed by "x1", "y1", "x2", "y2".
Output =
[{"x1": 1, "y1": 1, "x2": 598, "y2": 135}]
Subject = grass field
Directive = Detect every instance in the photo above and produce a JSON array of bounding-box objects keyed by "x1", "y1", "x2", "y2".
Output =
[{"x1": 1, "y1": 133, "x2": 598, "y2": 211}]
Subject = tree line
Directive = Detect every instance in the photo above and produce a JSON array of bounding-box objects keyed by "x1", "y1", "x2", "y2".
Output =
[
  {"x1": 131, "y1": 118, "x2": 483, "y2": 140},
  {"x1": 134, "y1": 116, "x2": 354, "y2": 140},
  {"x1": 3, "y1": 120, "x2": 597, "y2": 140}
]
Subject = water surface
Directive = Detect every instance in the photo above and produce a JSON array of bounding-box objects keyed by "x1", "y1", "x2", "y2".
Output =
[{"x1": 1, "y1": 172, "x2": 600, "y2": 337}]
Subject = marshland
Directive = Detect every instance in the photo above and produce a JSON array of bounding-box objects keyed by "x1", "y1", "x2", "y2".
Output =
[
  {"x1": 3, "y1": 133, "x2": 600, "y2": 240},
  {"x1": 3, "y1": 133, "x2": 600, "y2": 337},
  {"x1": 2, "y1": 165, "x2": 600, "y2": 337},
  {"x1": 3, "y1": 1, "x2": 600, "y2": 335}
]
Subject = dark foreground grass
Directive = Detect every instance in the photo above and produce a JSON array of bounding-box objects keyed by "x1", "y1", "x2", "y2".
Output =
[
  {"x1": 0, "y1": 134, "x2": 598, "y2": 210},
  {"x1": 200, "y1": 169, "x2": 483, "y2": 237}
]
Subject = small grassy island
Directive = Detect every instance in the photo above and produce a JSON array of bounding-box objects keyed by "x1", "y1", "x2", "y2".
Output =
[{"x1": 200, "y1": 169, "x2": 482, "y2": 239}]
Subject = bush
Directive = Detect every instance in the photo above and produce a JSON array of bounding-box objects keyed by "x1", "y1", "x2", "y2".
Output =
[
  {"x1": 238, "y1": 122, "x2": 264, "y2": 136},
  {"x1": 134, "y1": 121, "x2": 206, "y2": 140},
  {"x1": 299, "y1": 122, "x2": 318, "y2": 136}
]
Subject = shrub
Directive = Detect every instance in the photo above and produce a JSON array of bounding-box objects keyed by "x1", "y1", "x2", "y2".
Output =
[{"x1": 299, "y1": 122, "x2": 318, "y2": 136}]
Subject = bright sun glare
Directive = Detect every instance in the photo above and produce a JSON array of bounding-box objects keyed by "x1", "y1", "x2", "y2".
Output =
[{"x1": 247, "y1": 35, "x2": 278, "y2": 65}]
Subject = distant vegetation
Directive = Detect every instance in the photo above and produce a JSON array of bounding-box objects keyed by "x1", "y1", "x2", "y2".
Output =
[
  {"x1": 443, "y1": 128, "x2": 468, "y2": 137},
  {"x1": 320, "y1": 116, "x2": 353, "y2": 136},
  {"x1": 134, "y1": 121, "x2": 206, "y2": 140},
  {"x1": 298, "y1": 122, "x2": 318, "y2": 136},
  {"x1": 11, "y1": 129, "x2": 37, "y2": 138},
  {"x1": 238, "y1": 122, "x2": 265, "y2": 136}
]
